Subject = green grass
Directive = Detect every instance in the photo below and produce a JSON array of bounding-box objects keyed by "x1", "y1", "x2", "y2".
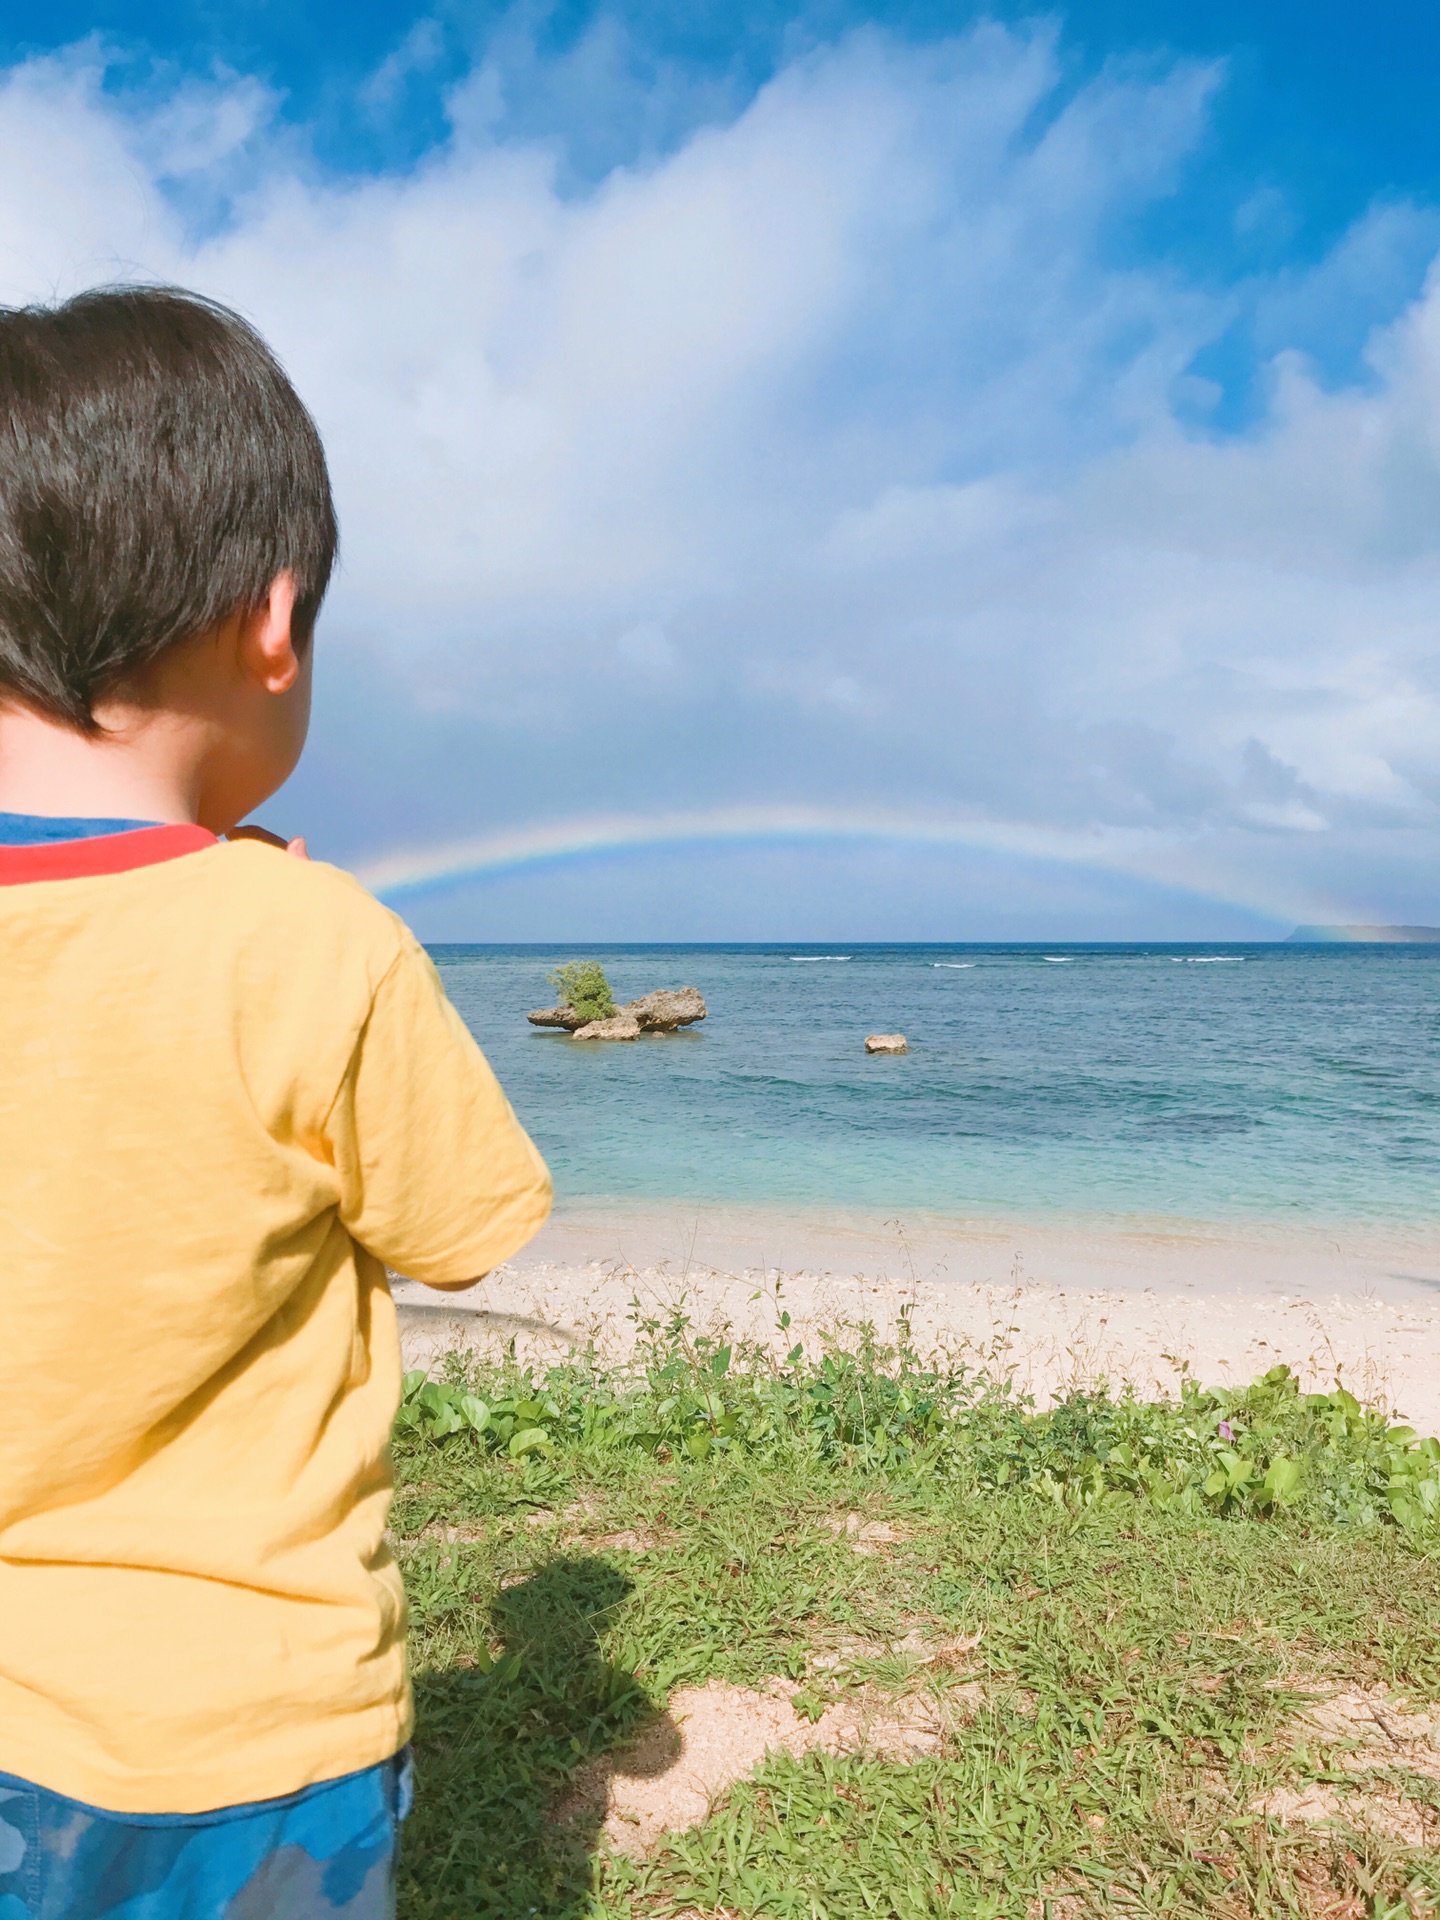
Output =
[{"x1": 392, "y1": 1315, "x2": 1440, "y2": 1919}]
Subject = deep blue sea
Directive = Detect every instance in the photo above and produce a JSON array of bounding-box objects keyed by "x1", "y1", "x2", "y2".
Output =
[{"x1": 430, "y1": 944, "x2": 1440, "y2": 1228}]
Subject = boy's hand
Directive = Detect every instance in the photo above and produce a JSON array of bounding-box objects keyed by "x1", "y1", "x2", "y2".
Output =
[{"x1": 229, "y1": 825, "x2": 310, "y2": 859}]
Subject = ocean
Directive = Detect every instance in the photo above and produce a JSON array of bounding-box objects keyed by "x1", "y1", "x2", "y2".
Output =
[{"x1": 430, "y1": 943, "x2": 1440, "y2": 1230}]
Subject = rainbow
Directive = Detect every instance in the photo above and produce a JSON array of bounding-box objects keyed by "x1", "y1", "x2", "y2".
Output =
[{"x1": 355, "y1": 803, "x2": 1259, "y2": 910}]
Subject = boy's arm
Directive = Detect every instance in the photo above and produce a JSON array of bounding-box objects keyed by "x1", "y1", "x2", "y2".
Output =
[{"x1": 327, "y1": 934, "x2": 552, "y2": 1285}]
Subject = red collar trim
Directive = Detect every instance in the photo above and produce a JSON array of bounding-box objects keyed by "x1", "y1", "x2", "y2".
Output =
[{"x1": 0, "y1": 823, "x2": 218, "y2": 884}]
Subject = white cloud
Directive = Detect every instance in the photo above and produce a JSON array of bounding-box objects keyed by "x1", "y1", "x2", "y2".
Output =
[
  {"x1": 362, "y1": 18, "x2": 447, "y2": 114},
  {"x1": 0, "y1": 25, "x2": 1438, "y2": 926}
]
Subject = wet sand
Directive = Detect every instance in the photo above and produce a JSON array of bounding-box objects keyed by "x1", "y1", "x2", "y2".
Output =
[{"x1": 395, "y1": 1205, "x2": 1440, "y2": 1434}]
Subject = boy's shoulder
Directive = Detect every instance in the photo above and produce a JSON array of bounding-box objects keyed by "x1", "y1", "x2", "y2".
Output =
[
  {"x1": 217, "y1": 839, "x2": 393, "y2": 908},
  {"x1": 204, "y1": 839, "x2": 417, "y2": 980},
  {"x1": 216, "y1": 838, "x2": 398, "y2": 914}
]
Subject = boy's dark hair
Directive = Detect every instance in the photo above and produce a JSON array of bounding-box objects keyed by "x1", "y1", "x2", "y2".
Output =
[{"x1": 0, "y1": 285, "x2": 337, "y2": 730}]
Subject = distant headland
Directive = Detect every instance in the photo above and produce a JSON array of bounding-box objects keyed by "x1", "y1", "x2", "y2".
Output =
[{"x1": 1289, "y1": 925, "x2": 1440, "y2": 943}]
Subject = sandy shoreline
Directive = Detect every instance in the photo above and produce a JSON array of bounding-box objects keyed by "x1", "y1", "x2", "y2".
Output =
[{"x1": 396, "y1": 1206, "x2": 1440, "y2": 1435}]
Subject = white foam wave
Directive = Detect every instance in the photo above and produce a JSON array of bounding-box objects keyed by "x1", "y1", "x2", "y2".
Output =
[
  {"x1": 933, "y1": 962, "x2": 975, "y2": 968},
  {"x1": 790, "y1": 955, "x2": 852, "y2": 961}
]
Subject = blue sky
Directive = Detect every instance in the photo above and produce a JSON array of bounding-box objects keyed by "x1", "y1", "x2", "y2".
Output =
[{"x1": 2, "y1": 1, "x2": 1438, "y2": 937}]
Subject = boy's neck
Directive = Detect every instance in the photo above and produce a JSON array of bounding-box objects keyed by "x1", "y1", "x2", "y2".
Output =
[
  {"x1": 0, "y1": 595, "x2": 310, "y2": 836},
  {"x1": 0, "y1": 700, "x2": 205, "y2": 825}
]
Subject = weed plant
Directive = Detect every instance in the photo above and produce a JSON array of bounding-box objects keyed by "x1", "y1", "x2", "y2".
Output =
[
  {"x1": 393, "y1": 1311, "x2": 1440, "y2": 1920},
  {"x1": 547, "y1": 961, "x2": 617, "y2": 1023}
]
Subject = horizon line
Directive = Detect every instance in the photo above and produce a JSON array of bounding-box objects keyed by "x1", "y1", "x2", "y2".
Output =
[{"x1": 411, "y1": 930, "x2": 1433, "y2": 947}]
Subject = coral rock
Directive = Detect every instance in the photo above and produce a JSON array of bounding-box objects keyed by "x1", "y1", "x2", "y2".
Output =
[
  {"x1": 620, "y1": 987, "x2": 708, "y2": 1032},
  {"x1": 527, "y1": 1006, "x2": 586, "y2": 1030},
  {"x1": 865, "y1": 1033, "x2": 908, "y2": 1054},
  {"x1": 573, "y1": 1014, "x2": 642, "y2": 1041}
]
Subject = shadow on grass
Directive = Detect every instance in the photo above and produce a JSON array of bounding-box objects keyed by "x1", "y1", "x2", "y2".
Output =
[{"x1": 398, "y1": 1555, "x2": 667, "y2": 1920}]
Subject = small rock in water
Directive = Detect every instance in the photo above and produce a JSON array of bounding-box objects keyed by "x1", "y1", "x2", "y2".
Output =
[
  {"x1": 621, "y1": 987, "x2": 707, "y2": 1031},
  {"x1": 865, "y1": 1033, "x2": 908, "y2": 1054},
  {"x1": 573, "y1": 1014, "x2": 642, "y2": 1041},
  {"x1": 527, "y1": 1006, "x2": 586, "y2": 1030}
]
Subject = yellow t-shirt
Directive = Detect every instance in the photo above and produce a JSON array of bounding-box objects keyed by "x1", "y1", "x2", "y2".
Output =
[{"x1": 0, "y1": 838, "x2": 552, "y2": 1813}]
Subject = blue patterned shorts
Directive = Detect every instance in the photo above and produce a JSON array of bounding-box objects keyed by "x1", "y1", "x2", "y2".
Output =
[{"x1": 0, "y1": 1750, "x2": 411, "y2": 1919}]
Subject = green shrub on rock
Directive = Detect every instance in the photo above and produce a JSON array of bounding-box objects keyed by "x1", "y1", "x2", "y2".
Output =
[{"x1": 545, "y1": 960, "x2": 616, "y2": 1023}]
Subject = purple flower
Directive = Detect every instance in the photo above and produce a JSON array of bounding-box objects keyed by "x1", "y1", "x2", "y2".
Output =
[{"x1": 1218, "y1": 1420, "x2": 1234, "y2": 1441}]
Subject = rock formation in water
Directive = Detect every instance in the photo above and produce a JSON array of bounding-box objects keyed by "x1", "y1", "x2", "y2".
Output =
[
  {"x1": 865, "y1": 1033, "x2": 908, "y2": 1054},
  {"x1": 528, "y1": 987, "x2": 707, "y2": 1038},
  {"x1": 621, "y1": 987, "x2": 707, "y2": 1031},
  {"x1": 573, "y1": 1014, "x2": 642, "y2": 1040}
]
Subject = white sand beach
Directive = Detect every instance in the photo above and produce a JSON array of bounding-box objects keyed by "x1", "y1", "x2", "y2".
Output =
[{"x1": 396, "y1": 1206, "x2": 1440, "y2": 1434}]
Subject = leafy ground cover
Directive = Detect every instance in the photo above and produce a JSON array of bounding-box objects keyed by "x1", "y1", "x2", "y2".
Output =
[
  {"x1": 546, "y1": 961, "x2": 617, "y2": 1023},
  {"x1": 392, "y1": 1311, "x2": 1440, "y2": 1920}
]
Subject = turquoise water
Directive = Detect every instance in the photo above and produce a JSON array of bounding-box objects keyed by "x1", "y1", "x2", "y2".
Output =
[{"x1": 431, "y1": 944, "x2": 1440, "y2": 1227}]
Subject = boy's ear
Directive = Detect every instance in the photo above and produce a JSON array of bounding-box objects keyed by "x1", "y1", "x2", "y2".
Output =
[{"x1": 239, "y1": 573, "x2": 300, "y2": 694}]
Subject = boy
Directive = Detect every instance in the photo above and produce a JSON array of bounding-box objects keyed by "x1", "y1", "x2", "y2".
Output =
[{"x1": 0, "y1": 287, "x2": 552, "y2": 1916}]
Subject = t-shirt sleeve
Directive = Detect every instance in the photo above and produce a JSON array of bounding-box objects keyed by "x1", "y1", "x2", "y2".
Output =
[{"x1": 327, "y1": 933, "x2": 552, "y2": 1284}]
